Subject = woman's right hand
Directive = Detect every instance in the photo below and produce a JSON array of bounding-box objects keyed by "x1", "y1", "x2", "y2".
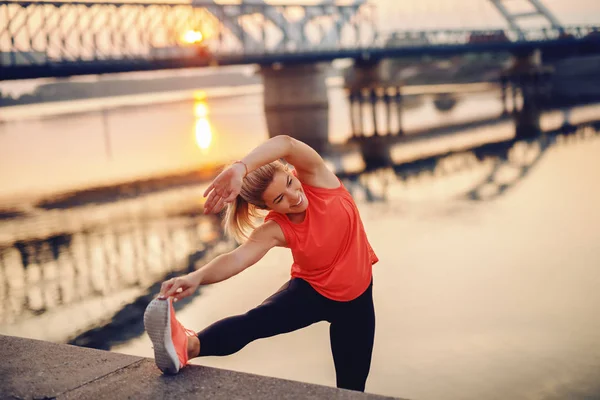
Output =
[
  {"x1": 158, "y1": 273, "x2": 200, "y2": 301},
  {"x1": 203, "y1": 162, "x2": 246, "y2": 214}
]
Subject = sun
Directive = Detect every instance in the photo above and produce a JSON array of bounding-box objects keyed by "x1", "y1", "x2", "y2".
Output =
[{"x1": 182, "y1": 30, "x2": 203, "y2": 45}]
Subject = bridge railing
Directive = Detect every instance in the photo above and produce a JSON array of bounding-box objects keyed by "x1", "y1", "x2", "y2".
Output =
[
  {"x1": 0, "y1": 1, "x2": 376, "y2": 67},
  {"x1": 1, "y1": 0, "x2": 599, "y2": 78},
  {"x1": 374, "y1": 25, "x2": 600, "y2": 49}
]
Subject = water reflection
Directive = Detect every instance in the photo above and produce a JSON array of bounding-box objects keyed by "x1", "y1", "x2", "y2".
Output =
[
  {"x1": 194, "y1": 100, "x2": 212, "y2": 151},
  {"x1": 340, "y1": 119, "x2": 600, "y2": 205},
  {"x1": 0, "y1": 197, "x2": 231, "y2": 343}
]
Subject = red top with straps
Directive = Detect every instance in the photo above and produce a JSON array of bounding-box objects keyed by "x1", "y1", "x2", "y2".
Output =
[{"x1": 265, "y1": 178, "x2": 378, "y2": 301}]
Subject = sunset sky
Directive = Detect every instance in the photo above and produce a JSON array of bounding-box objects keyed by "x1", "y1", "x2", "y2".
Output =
[
  {"x1": 263, "y1": 0, "x2": 599, "y2": 28},
  {"x1": 376, "y1": 0, "x2": 599, "y2": 27},
  {"x1": 276, "y1": 0, "x2": 600, "y2": 29}
]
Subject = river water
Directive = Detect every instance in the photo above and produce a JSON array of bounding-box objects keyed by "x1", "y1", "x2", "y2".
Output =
[{"x1": 1, "y1": 82, "x2": 599, "y2": 400}]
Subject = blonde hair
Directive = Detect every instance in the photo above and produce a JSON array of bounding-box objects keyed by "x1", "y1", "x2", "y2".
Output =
[{"x1": 224, "y1": 160, "x2": 286, "y2": 243}]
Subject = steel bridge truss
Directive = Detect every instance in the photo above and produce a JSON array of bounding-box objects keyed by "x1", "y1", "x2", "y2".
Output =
[
  {"x1": 1, "y1": 1, "x2": 599, "y2": 80},
  {"x1": 489, "y1": 0, "x2": 562, "y2": 35},
  {"x1": 0, "y1": 1, "x2": 375, "y2": 70}
]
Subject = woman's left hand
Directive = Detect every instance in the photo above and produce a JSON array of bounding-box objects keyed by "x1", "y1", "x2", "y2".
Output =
[{"x1": 203, "y1": 163, "x2": 246, "y2": 214}]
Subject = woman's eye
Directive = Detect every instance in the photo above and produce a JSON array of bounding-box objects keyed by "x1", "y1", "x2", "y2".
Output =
[{"x1": 287, "y1": 179, "x2": 292, "y2": 187}]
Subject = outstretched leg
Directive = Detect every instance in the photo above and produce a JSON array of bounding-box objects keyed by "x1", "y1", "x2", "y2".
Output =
[{"x1": 197, "y1": 278, "x2": 326, "y2": 357}]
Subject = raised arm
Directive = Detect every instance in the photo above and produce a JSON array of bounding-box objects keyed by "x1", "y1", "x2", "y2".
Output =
[
  {"x1": 238, "y1": 135, "x2": 337, "y2": 187},
  {"x1": 159, "y1": 221, "x2": 285, "y2": 300},
  {"x1": 203, "y1": 136, "x2": 338, "y2": 214}
]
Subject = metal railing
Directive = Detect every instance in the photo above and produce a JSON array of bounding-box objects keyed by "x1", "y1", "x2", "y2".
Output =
[
  {"x1": 0, "y1": 1, "x2": 374, "y2": 64},
  {"x1": 1, "y1": 1, "x2": 599, "y2": 79}
]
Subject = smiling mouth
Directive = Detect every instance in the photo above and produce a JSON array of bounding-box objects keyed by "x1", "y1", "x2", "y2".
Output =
[{"x1": 292, "y1": 193, "x2": 303, "y2": 207}]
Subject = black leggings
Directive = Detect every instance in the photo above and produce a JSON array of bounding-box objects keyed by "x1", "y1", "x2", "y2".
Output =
[{"x1": 197, "y1": 278, "x2": 376, "y2": 392}]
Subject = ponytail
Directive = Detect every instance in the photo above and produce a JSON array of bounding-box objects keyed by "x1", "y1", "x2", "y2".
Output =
[{"x1": 224, "y1": 195, "x2": 260, "y2": 243}]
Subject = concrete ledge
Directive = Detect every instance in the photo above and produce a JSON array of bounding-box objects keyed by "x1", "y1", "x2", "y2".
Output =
[{"x1": 0, "y1": 335, "x2": 400, "y2": 399}]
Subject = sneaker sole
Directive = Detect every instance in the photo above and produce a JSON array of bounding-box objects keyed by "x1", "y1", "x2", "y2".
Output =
[{"x1": 143, "y1": 298, "x2": 181, "y2": 374}]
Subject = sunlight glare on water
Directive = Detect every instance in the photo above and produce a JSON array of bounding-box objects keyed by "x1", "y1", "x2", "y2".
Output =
[{"x1": 194, "y1": 101, "x2": 213, "y2": 150}]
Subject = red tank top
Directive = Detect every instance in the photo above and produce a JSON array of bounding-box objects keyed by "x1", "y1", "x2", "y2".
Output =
[{"x1": 265, "y1": 178, "x2": 378, "y2": 301}]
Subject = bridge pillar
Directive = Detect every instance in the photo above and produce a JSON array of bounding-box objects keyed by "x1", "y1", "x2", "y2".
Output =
[
  {"x1": 357, "y1": 135, "x2": 393, "y2": 172},
  {"x1": 504, "y1": 50, "x2": 552, "y2": 139},
  {"x1": 500, "y1": 74, "x2": 509, "y2": 115},
  {"x1": 343, "y1": 60, "x2": 399, "y2": 171},
  {"x1": 347, "y1": 87, "x2": 404, "y2": 136},
  {"x1": 260, "y1": 63, "x2": 330, "y2": 153},
  {"x1": 344, "y1": 59, "x2": 386, "y2": 91}
]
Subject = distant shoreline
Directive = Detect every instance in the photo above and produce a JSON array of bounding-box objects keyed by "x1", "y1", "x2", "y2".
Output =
[
  {"x1": 0, "y1": 70, "x2": 262, "y2": 107},
  {"x1": 0, "y1": 83, "x2": 266, "y2": 122}
]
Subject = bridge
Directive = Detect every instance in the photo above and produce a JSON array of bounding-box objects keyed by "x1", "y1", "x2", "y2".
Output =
[
  {"x1": 1, "y1": 0, "x2": 599, "y2": 80},
  {"x1": 2, "y1": 0, "x2": 599, "y2": 154}
]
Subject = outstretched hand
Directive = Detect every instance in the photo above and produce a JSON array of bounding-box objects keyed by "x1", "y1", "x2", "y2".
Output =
[
  {"x1": 158, "y1": 274, "x2": 200, "y2": 301},
  {"x1": 203, "y1": 163, "x2": 245, "y2": 214}
]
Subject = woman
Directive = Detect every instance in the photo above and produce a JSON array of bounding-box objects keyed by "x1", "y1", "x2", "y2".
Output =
[{"x1": 144, "y1": 135, "x2": 378, "y2": 392}]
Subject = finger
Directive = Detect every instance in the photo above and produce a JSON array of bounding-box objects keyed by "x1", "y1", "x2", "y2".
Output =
[
  {"x1": 203, "y1": 182, "x2": 215, "y2": 198},
  {"x1": 203, "y1": 194, "x2": 216, "y2": 214},
  {"x1": 207, "y1": 189, "x2": 220, "y2": 207},
  {"x1": 213, "y1": 197, "x2": 226, "y2": 214},
  {"x1": 164, "y1": 280, "x2": 183, "y2": 297},
  {"x1": 204, "y1": 169, "x2": 229, "y2": 197},
  {"x1": 203, "y1": 192, "x2": 215, "y2": 214},
  {"x1": 159, "y1": 280, "x2": 173, "y2": 298},
  {"x1": 206, "y1": 198, "x2": 222, "y2": 214},
  {"x1": 212, "y1": 195, "x2": 227, "y2": 214},
  {"x1": 174, "y1": 287, "x2": 195, "y2": 301},
  {"x1": 204, "y1": 191, "x2": 221, "y2": 214}
]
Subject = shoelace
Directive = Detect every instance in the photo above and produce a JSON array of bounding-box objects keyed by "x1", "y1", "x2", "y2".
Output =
[
  {"x1": 168, "y1": 298, "x2": 196, "y2": 338},
  {"x1": 184, "y1": 327, "x2": 197, "y2": 337},
  {"x1": 174, "y1": 317, "x2": 197, "y2": 338}
]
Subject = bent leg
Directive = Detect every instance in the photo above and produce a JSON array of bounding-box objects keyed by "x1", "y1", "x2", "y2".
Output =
[
  {"x1": 198, "y1": 279, "x2": 325, "y2": 357},
  {"x1": 329, "y1": 283, "x2": 375, "y2": 392}
]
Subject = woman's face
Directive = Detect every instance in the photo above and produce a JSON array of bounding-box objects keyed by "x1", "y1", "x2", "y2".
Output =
[{"x1": 262, "y1": 170, "x2": 308, "y2": 214}]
